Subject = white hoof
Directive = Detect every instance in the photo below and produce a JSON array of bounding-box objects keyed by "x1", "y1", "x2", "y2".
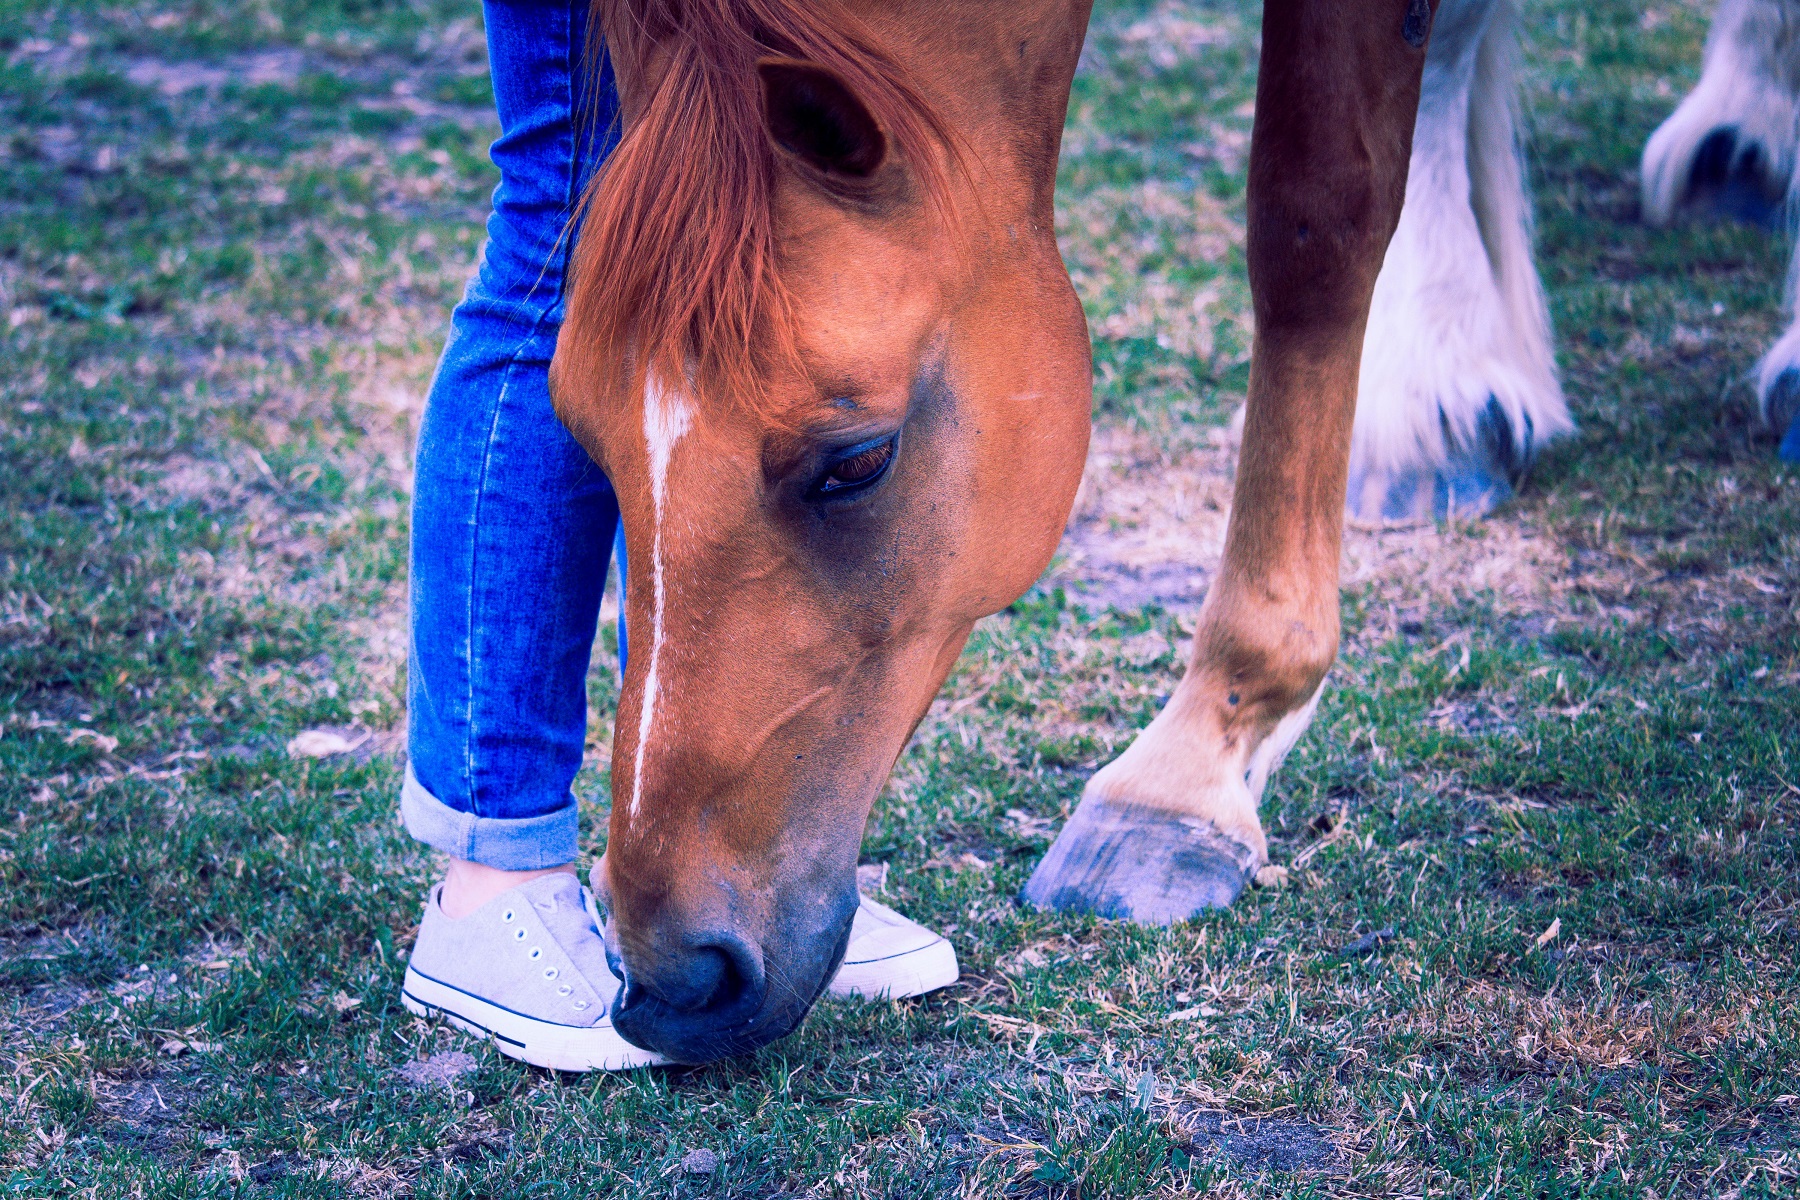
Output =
[{"x1": 1023, "y1": 794, "x2": 1259, "y2": 924}]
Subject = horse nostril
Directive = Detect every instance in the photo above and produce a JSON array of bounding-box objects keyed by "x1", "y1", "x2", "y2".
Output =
[
  {"x1": 632, "y1": 933, "x2": 765, "y2": 1016},
  {"x1": 610, "y1": 922, "x2": 829, "y2": 1063},
  {"x1": 671, "y1": 945, "x2": 729, "y2": 1013}
]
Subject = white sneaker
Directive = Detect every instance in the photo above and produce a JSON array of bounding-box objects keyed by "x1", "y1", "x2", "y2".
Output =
[
  {"x1": 403, "y1": 881, "x2": 955, "y2": 1071},
  {"x1": 828, "y1": 895, "x2": 959, "y2": 1000},
  {"x1": 400, "y1": 875, "x2": 665, "y2": 1072}
]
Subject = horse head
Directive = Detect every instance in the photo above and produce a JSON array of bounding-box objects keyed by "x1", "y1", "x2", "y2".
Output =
[{"x1": 550, "y1": 0, "x2": 1094, "y2": 1061}]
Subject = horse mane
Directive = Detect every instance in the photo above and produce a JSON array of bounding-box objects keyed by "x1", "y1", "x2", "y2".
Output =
[{"x1": 569, "y1": 0, "x2": 958, "y2": 420}]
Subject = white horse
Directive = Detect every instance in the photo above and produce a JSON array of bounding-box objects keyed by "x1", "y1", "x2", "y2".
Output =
[{"x1": 1354, "y1": 0, "x2": 1800, "y2": 525}]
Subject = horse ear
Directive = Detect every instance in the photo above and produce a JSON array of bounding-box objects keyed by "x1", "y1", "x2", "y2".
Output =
[{"x1": 757, "y1": 58, "x2": 887, "y2": 179}]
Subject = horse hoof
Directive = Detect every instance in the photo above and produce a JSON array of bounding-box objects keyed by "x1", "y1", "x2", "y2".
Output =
[
  {"x1": 1347, "y1": 460, "x2": 1513, "y2": 524},
  {"x1": 1022, "y1": 796, "x2": 1259, "y2": 925},
  {"x1": 1767, "y1": 369, "x2": 1800, "y2": 463},
  {"x1": 1347, "y1": 396, "x2": 1529, "y2": 523},
  {"x1": 1682, "y1": 128, "x2": 1788, "y2": 230}
]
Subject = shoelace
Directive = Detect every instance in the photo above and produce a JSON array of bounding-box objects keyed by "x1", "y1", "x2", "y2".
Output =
[{"x1": 499, "y1": 899, "x2": 590, "y2": 1012}]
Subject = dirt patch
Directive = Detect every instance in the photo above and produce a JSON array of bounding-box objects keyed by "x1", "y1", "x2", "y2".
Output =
[
  {"x1": 1063, "y1": 429, "x2": 1797, "y2": 684},
  {"x1": 1049, "y1": 423, "x2": 1577, "y2": 622},
  {"x1": 1044, "y1": 421, "x2": 1788, "y2": 652},
  {"x1": 94, "y1": 1073, "x2": 196, "y2": 1154},
  {"x1": 1048, "y1": 426, "x2": 1233, "y2": 612},
  {"x1": 246, "y1": 1151, "x2": 308, "y2": 1185},
  {"x1": 1171, "y1": 1108, "x2": 1343, "y2": 1174},
  {"x1": 394, "y1": 1050, "x2": 480, "y2": 1089},
  {"x1": 0, "y1": 923, "x2": 116, "y2": 1010},
  {"x1": 124, "y1": 50, "x2": 306, "y2": 95},
  {"x1": 1729, "y1": 1114, "x2": 1800, "y2": 1155}
]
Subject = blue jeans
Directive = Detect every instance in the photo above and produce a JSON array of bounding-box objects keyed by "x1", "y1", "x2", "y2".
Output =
[{"x1": 403, "y1": 0, "x2": 623, "y2": 870}]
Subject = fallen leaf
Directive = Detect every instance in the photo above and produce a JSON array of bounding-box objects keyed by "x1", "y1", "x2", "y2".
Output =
[
  {"x1": 1533, "y1": 917, "x2": 1561, "y2": 949},
  {"x1": 286, "y1": 728, "x2": 370, "y2": 759},
  {"x1": 1003, "y1": 808, "x2": 1055, "y2": 838},
  {"x1": 921, "y1": 852, "x2": 990, "y2": 871},
  {"x1": 63, "y1": 728, "x2": 118, "y2": 754},
  {"x1": 330, "y1": 991, "x2": 362, "y2": 1013}
]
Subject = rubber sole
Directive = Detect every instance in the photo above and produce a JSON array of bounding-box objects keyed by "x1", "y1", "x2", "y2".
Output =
[
  {"x1": 827, "y1": 937, "x2": 959, "y2": 1001},
  {"x1": 401, "y1": 965, "x2": 665, "y2": 1072}
]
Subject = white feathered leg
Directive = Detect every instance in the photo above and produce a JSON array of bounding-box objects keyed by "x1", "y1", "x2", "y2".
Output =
[
  {"x1": 1350, "y1": 0, "x2": 1571, "y2": 523},
  {"x1": 1644, "y1": 1, "x2": 1800, "y2": 458}
]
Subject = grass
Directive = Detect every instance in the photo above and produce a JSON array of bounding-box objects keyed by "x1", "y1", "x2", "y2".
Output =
[{"x1": 1, "y1": 0, "x2": 1796, "y2": 1196}]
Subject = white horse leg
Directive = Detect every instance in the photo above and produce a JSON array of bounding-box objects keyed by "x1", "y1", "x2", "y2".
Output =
[
  {"x1": 1643, "y1": 0, "x2": 1800, "y2": 458},
  {"x1": 1349, "y1": 0, "x2": 1571, "y2": 522}
]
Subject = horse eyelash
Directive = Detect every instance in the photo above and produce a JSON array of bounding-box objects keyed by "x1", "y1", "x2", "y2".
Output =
[{"x1": 816, "y1": 438, "x2": 896, "y2": 495}]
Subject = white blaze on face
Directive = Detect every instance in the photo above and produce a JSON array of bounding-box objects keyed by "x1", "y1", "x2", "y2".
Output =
[{"x1": 630, "y1": 375, "x2": 694, "y2": 817}]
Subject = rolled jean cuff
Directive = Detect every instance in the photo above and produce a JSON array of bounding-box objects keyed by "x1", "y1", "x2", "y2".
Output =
[{"x1": 400, "y1": 765, "x2": 580, "y2": 870}]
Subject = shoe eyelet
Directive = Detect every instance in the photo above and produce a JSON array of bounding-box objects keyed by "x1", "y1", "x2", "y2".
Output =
[
  {"x1": 513, "y1": 927, "x2": 527, "y2": 940},
  {"x1": 501, "y1": 909, "x2": 514, "y2": 923},
  {"x1": 543, "y1": 967, "x2": 558, "y2": 980},
  {"x1": 573, "y1": 1000, "x2": 588, "y2": 1011},
  {"x1": 528, "y1": 947, "x2": 543, "y2": 960},
  {"x1": 557, "y1": 984, "x2": 572, "y2": 996}
]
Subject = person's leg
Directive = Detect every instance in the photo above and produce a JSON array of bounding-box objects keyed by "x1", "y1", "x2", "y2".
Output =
[
  {"x1": 405, "y1": 0, "x2": 618, "y2": 908},
  {"x1": 398, "y1": 0, "x2": 671, "y2": 1073}
]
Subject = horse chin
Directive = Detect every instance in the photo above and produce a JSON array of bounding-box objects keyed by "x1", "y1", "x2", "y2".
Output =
[
  {"x1": 607, "y1": 882, "x2": 857, "y2": 1064},
  {"x1": 611, "y1": 984, "x2": 817, "y2": 1065}
]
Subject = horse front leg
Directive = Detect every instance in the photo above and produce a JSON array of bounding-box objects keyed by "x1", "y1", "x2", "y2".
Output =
[{"x1": 1026, "y1": 0, "x2": 1439, "y2": 924}]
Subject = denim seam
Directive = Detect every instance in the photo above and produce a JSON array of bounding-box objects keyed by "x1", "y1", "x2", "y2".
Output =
[
  {"x1": 462, "y1": 0, "x2": 587, "y2": 820},
  {"x1": 563, "y1": 0, "x2": 581, "y2": 220},
  {"x1": 503, "y1": 2, "x2": 579, "y2": 325}
]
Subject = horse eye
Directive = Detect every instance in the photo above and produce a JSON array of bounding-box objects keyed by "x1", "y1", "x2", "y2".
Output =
[{"x1": 817, "y1": 439, "x2": 895, "y2": 495}]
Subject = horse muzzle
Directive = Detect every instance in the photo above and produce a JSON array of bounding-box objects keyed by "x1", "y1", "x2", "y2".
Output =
[{"x1": 605, "y1": 887, "x2": 856, "y2": 1063}]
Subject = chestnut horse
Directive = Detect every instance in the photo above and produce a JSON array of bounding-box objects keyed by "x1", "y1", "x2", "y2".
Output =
[{"x1": 549, "y1": 0, "x2": 1439, "y2": 1064}]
